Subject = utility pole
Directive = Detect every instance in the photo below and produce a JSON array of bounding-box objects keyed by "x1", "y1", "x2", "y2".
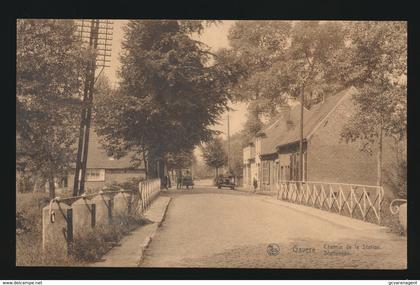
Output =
[
  {"x1": 73, "y1": 19, "x2": 113, "y2": 196},
  {"x1": 227, "y1": 110, "x2": 231, "y2": 173}
]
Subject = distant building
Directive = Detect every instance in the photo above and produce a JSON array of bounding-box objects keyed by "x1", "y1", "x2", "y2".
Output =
[
  {"x1": 66, "y1": 130, "x2": 146, "y2": 192},
  {"x1": 243, "y1": 87, "x2": 404, "y2": 198}
]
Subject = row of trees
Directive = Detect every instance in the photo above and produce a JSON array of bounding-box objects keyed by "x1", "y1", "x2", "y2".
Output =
[
  {"x1": 16, "y1": 20, "x2": 407, "y2": 197},
  {"x1": 93, "y1": 20, "x2": 237, "y2": 178},
  {"x1": 16, "y1": 19, "x2": 236, "y2": 197},
  {"x1": 16, "y1": 20, "x2": 236, "y2": 197},
  {"x1": 217, "y1": 21, "x2": 406, "y2": 189}
]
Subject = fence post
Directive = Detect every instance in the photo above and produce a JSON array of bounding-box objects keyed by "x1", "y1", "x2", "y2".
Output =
[
  {"x1": 399, "y1": 203, "x2": 407, "y2": 233},
  {"x1": 42, "y1": 201, "x2": 72, "y2": 258},
  {"x1": 114, "y1": 191, "x2": 131, "y2": 216},
  {"x1": 140, "y1": 182, "x2": 145, "y2": 212},
  {"x1": 362, "y1": 187, "x2": 367, "y2": 221},
  {"x1": 92, "y1": 193, "x2": 113, "y2": 226},
  {"x1": 378, "y1": 187, "x2": 384, "y2": 225},
  {"x1": 338, "y1": 186, "x2": 342, "y2": 214},
  {"x1": 350, "y1": 187, "x2": 354, "y2": 218},
  {"x1": 328, "y1": 185, "x2": 332, "y2": 211},
  {"x1": 72, "y1": 197, "x2": 96, "y2": 238}
]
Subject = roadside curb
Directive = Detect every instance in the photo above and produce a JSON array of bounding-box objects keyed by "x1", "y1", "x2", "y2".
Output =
[
  {"x1": 137, "y1": 196, "x2": 172, "y2": 266},
  {"x1": 89, "y1": 195, "x2": 172, "y2": 267}
]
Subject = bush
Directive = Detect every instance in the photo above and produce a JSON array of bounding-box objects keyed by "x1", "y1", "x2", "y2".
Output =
[
  {"x1": 69, "y1": 214, "x2": 150, "y2": 262},
  {"x1": 70, "y1": 230, "x2": 111, "y2": 262},
  {"x1": 16, "y1": 192, "x2": 50, "y2": 236},
  {"x1": 16, "y1": 210, "x2": 31, "y2": 235},
  {"x1": 106, "y1": 177, "x2": 144, "y2": 192}
]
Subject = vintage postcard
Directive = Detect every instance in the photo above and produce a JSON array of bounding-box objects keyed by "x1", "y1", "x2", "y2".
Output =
[{"x1": 16, "y1": 19, "x2": 407, "y2": 269}]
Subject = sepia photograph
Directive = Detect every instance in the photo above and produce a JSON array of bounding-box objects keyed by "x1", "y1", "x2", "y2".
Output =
[{"x1": 15, "y1": 19, "x2": 407, "y2": 270}]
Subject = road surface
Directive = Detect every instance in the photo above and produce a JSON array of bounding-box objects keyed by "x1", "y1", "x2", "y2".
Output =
[{"x1": 140, "y1": 186, "x2": 406, "y2": 269}]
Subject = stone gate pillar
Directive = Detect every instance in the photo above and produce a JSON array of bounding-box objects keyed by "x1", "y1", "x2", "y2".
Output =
[
  {"x1": 42, "y1": 201, "x2": 72, "y2": 259},
  {"x1": 72, "y1": 197, "x2": 96, "y2": 238},
  {"x1": 92, "y1": 193, "x2": 113, "y2": 226}
]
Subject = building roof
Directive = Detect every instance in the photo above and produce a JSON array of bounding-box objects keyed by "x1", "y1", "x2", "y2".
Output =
[
  {"x1": 275, "y1": 87, "x2": 357, "y2": 150},
  {"x1": 258, "y1": 86, "x2": 357, "y2": 155},
  {"x1": 260, "y1": 105, "x2": 301, "y2": 155},
  {"x1": 73, "y1": 130, "x2": 144, "y2": 169}
]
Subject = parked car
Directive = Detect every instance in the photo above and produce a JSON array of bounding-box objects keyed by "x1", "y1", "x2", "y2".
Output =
[{"x1": 217, "y1": 175, "x2": 235, "y2": 190}]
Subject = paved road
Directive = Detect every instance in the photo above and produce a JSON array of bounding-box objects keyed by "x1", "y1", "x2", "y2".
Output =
[{"x1": 140, "y1": 187, "x2": 406, "y2": 269}]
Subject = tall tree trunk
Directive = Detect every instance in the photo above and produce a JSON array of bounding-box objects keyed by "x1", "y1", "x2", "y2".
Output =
[
  {"x1": 215, "y1": 167, "x2": 218, "y2": 178},
  {"x1": 377, "y1": 126, "x2": 383, "y2": 186},
  {"x1": 48, "y1": 174, "x2": 56, "y2": 200}
]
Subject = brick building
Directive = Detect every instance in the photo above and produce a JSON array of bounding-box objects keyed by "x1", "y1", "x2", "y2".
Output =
[
  {"x1": 243, "y1": 100, "x2": 301, "y2": 191},
  {"x1": 66, "y1": 130, "x2": 146, "y2": 191},
  {"x1": 243, "y1": 87, "x2": 405, "y2": 198}
]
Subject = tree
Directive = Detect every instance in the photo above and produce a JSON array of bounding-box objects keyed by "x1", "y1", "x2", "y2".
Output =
[
  {"x1": 340, "y1": 21, "x2": 407, "y2": 186},
  {"x1": 166, "y1": 149, "x2": 195, "y2": 172},
  {"x1": 216, "y1": 21, "x2": 292, "y2": 108},
  {"x1": 16, "y1": 19, "x2": 84, "y2": 198},
  {"x1": 200, "y1": 137, "x2": 227, "y2": 178},
  {"x1": 241, "y1": 102, "x2": 265, "y2": 143},
  {"x1": 220, "y1": 21, "x2": 347, "y2": 180},
  {"x1": 94, "y1": 20, "x2": 231, "y2": 179}
]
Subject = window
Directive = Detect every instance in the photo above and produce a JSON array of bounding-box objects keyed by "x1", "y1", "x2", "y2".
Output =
[{"x1": 85, "y1": 169, "x2": 105, "y2": 182}]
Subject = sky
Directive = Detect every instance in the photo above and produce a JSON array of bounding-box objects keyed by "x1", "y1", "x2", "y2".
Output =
[{"x1": 103, "y1": 20, "x2": 248, "y2": 139}]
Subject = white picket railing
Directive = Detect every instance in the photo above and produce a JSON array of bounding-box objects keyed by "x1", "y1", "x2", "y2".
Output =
[
  {"x1": 276, "y1": 181, "x2": 384, "y2": 224},
  {"x1": 138, "y1": 179, "x2": 161, "y2": 211}
]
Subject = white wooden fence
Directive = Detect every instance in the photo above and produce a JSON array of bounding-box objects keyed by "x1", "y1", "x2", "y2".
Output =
[{"x1": 276, "y1": 181, "x2": 384, "y2": 224}]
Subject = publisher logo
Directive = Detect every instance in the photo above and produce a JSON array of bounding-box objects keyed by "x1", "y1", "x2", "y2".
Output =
[{"x1": 267, "y1": 243, "x2": 280, "y2": 256}]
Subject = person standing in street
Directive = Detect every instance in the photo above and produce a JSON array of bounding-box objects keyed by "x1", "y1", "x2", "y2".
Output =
[
  {"x1": 176, "y1": 172, "x2": 183, "y2": 189},
  {"x1": 253, "y1": 176, "x2": 258, "y2": 192}
]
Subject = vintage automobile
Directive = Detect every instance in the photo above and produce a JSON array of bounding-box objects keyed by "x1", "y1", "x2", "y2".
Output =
[
  {"x1": 182, "y1": 175, "x2": 194, "y2": 189},
  {"x1": 216, "y1": 175, "x2": 235, "y2": 190},
  {"x1": 179, "y1": 168, "x2": 194, "y2": 189}
]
